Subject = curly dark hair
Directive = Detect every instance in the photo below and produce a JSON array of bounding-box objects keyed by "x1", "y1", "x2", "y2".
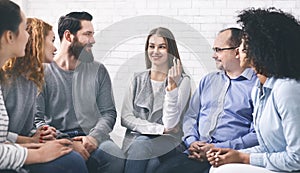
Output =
[{"x1": 237, "y1": 7, "x2": 300, "y2": 80}]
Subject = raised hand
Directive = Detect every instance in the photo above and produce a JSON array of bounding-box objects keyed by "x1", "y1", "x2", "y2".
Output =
[{"x1": 167, "y1": 58, "x2": 182, "y2": 91}]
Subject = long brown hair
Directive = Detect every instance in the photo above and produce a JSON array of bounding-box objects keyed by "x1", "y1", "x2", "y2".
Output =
[
  {"x1": 145, "y1": 27, "x2": 182, "y2": 70},
  {"x1": 1, "y1": 18, "x2": 52, "y2": 92}
]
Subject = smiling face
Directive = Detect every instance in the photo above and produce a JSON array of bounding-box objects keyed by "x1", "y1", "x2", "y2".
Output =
[
  {"x1": 238, "y1": 39, "x2": 250, "y2": 69},
  {"x1": 68, "y1": 20, "x2": 95, "y2": 61},
  {"x1": 212, "y1": 30, "x2": 239, "y2": 71},
  {"x1": 44, "y1": 30, "x2": 56, "y2": 63},
  {"x1": 147, "y1": 34, "x2": 169, "y2": 70}
]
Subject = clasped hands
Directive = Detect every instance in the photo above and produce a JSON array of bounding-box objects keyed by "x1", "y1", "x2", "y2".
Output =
[
  {"x1": 31, "y1": 125, "x2": 98, "y2": 161},
  {"x1": 188, "y1": 141, "x2": 214, "y2": 162},
  {"x1": 206, "y1": 148, "x2": 250, "y2": 167}
]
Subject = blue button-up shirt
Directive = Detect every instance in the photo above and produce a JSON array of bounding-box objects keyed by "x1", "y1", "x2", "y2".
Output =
[
  {"x1": 183, "y1": 68, "x2": 258, "y2": 150},
  {"x1": 240, "y1": 77, "x2": 300, "y2": 172}
]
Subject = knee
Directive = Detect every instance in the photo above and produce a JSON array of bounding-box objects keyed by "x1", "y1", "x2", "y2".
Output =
[
  {"x1": 98, "y1": 140, "x2": 125, "y2": 159},
  {"x1": 126, "y1": 136, "x2": 153, "y2": 159}
]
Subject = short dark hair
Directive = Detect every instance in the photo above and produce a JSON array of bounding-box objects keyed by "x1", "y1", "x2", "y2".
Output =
[
  {"x1": 219, "y1": 27, "x2": 243, "y2": 47},
  {"x1": 238, "y1": 7, "x2": 300, "y2": 80},
  {"x1": 0, "y1": 0, "x2": 21, "y2": 37},
  {"x1": 58, "y1": 11, "x2": 93, "y2": 41},
  {"x1": 145, "y1": 27, "x2": 181, "y2": 70}
]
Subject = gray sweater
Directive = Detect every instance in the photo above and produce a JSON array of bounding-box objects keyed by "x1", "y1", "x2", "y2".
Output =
[
  {"x1": 0, "y1": 85, "x2": 27, "y2": 171},
  {"x1": 2, "y1": 76, "x2": 37, "y2": 142},
  {"x1": 35, "y1": 61, "x2": 117, "y2": 144}
]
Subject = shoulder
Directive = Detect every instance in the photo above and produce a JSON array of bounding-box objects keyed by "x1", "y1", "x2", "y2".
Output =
[
  {"x1": 273, "y1": 78, "x2": 300, "y2": 99},
  {"x1": 132, "y1": 70, "x2": 149, "y2": 80},
  {"x1": 199, "y1": 71, "x2": 222, "y2": 83}
]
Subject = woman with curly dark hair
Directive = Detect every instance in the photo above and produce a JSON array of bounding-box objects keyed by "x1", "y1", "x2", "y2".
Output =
[{"x1": 207, "y1": 8, "x2": 300, "y2": 173}]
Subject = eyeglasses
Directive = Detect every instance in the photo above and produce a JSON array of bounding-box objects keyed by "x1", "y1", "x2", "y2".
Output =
[{"x1": 212, "y1": 46, "x2": 238, "y2": 53}]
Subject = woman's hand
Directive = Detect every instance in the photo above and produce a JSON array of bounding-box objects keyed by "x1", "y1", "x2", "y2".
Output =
[
  {"x1": 25, "y1": 139, "x2": 72, "y2": 164},
  {"x1": 35, "y1": 125, "x2": 57, "y2": 143},
  {"x1": 167, "y1": 58, "x2": 182, "y2": 91},
  {"x1": 206, "y1": 148, "x2": 250, "y2": 167}
]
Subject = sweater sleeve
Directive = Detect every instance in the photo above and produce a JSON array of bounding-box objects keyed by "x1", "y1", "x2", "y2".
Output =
[
  {"x1": 0, "y1": 143, "x2": 27, "y2": 170},
  {"x1": 162, "y1": 76, "x2": 191, "y2": 129},
  {"x1": 89, "y1": 64, "x2": 117, "y2": 144}
]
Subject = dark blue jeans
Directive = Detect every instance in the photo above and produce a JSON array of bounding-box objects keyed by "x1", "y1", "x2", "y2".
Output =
[
  {"x1": 25, "y1": 151, "x2": 88, "y2": 173},
  {"x1": 87, "y1": 140, "x2": 125, "y2": 173},
  {"x1": 155, "y1": 152, "x2": 211, "y2": 173},
  {"x1": 124, "y1": 135, "x2": 180, "y2": 173}
]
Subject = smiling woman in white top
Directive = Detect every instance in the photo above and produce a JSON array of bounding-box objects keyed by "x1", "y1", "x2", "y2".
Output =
[{"x1": 121, "y1": 27, "x2": 191, "y2": 173}]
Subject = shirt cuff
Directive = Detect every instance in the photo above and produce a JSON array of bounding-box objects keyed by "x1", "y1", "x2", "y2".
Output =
[
  {"x1": 7, "y1": 132, "x2": 18, "y2": 143},
  {"x1": 250, "y1": 153, "x2": 265, "y2": 167},
  {"x1": 184, "y1": 136, "x2": 198, "y2": 148},
  {"x1": 165, "y1": 87, "x2": 178, "y2": 97}
]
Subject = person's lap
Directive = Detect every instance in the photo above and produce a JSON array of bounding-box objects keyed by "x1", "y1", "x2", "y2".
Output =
[
  {"x1": 155, "y1": 151, "x2": 211, "y2": 173},
  {"x1": 209, "y1": 164, "x2": 300, "y2": 173},
  {"x1": 87, "y1": 140, "x2": 125, "y2": 173},
  {"x1": 25, "y1": 151, "x2": 88, "y2": 173},
  {"x1": 125, "y1": 135, "x2": 181, "y2": 173}
]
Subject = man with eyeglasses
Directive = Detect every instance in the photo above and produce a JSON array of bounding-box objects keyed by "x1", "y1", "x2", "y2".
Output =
[{"x1": 155, "y1": 28, "x2": 258, "y2": 173}]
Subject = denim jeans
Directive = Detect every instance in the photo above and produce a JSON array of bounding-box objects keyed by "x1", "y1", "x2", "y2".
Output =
[
  {"x1": 25, "y1": 151, "x2": 88, "y2": 173},
  {"x1": 86, "y1": 140, "x2": 125, "y2": 173},
  {"x1": 155, "y1": 152, "x2": 211, "y2": 173},
  {"x1": 124, "y1": 135, "x2": 179, "y2": 173}
]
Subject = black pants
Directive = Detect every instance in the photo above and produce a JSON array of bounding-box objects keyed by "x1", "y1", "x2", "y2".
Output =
[{"x1": 155, "y1": 152, "x2": 211, "y2": 173}]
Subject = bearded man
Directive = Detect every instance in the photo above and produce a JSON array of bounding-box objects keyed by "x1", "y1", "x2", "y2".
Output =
[{"x1": 34, "y1": 11, "x2": 125, "y2": 173}]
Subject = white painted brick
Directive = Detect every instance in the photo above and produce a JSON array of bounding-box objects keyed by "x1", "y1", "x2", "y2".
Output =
[
  {"x1": 171, "y1": 0, "x2": 192, "y2": 8},
  {"x1": 198, "y1": 8, "x2": 221, "y2": 16},
  {"x1": 192, "y1": 0, "x2": 214, "y2": 8},
  {"x1": 273, "y1": 1, "x2": 296, "y2": 8}
]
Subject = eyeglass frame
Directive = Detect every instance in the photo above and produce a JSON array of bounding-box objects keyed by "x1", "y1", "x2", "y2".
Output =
[{"x1": 212, "y1": 46, "x2": 238, "y2": 53}]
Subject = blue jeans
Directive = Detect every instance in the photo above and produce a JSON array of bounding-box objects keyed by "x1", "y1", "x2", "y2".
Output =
[
  {"x1": 87, "y1": 140, "x2": 125, "y2": 173},
  {"x1": 155, "y1": 152, "x2": 211, "y2": 173},
  {"x1": 124, "y1": 135, "x2": 179, "y2": 173},
  {"x1": 25, "y1": 151, "x2": 88, "y2": 173}
]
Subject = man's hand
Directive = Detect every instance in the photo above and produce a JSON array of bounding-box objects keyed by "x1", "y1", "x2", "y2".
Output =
[
  {"x1": 73, "y1": 136, "x2": 98, "y2": 154},
  {"x1": 188, "y1": 141, "x2": 214, "y2": 162},
  {"x1": 72, "y1": 140, "x2": 90, "y2": 160}
]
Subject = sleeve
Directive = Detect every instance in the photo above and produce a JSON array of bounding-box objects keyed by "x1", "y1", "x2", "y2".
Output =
[
  {"x1": 0, "y1": 143, "x2": 27, "y2": 170},
  {"x1": 121, "y1": 75, "x2": 165, "y2": 135},
  {"x1": 182, "y1": 85, "x2": 201, "y2": 148},
  {"x1": 248, "y1": 81, "x2": 300, "y2": 171},
  {"x1": 7, "y1": 132, "x2": 18, "y2": 143},
  {"x1": 239, "y1": 145, "x2": 265, "y2": 154},
  {"x1": 89, "y1": 65, "x2": 117, "y2": 144},
  {"x1": 34, "y1": 87, "x2": 47, "y2": 128},
  {"x1": 212, "y1": 121, "x2": 258, "y2": 149},
  {"x1": 162, "y1": 76, "x2": 191, "y2": 129}
]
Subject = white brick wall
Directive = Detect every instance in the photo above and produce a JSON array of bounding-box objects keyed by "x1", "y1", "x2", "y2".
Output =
[{"x1": 12, "y1": 0, "x2": 300, "y2": 146}]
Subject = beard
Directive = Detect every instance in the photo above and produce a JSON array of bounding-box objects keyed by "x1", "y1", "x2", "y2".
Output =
[{"x1": 68, "y1": 37, "x2": 94, "y2": 63}]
